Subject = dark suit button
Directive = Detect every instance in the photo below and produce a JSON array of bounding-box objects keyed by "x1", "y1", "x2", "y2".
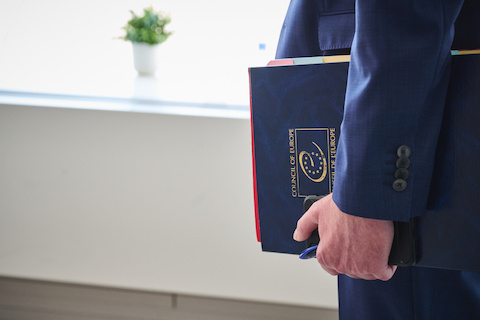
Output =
[
  {"x1": 393, "y1": 179, "x2": 407, "y2": 191},
  {"x1": 397, "y1": 145, "x2": 411, "y2": 158},
  {"x1": 396, "y1": 157, "x2": 410, "y2": 169},
  {"x1": 395, "y1": 168, "x2": 409, "y2": 180}
]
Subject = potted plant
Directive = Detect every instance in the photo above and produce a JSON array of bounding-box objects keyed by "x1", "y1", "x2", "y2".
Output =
[{"x1": 121, "y1": 7, "x2": 172, "y2": 75}]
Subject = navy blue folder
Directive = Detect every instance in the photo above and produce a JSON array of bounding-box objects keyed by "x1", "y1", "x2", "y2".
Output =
[{"x1": 249, "y1": 52, "x2": 480, "y2": 272}]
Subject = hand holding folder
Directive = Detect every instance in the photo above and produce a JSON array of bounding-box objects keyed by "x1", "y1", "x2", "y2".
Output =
[{"x1": 294, "y1": 193, "x2": 397, "y2": 281}]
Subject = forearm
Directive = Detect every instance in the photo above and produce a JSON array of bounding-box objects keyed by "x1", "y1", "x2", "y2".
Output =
[{"x1": 332, "y1": 0, "x2": 464, "y2": 221}]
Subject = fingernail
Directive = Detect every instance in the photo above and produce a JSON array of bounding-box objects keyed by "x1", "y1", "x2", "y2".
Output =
[{"x1": 293, "y1": 229, "x2": 300, "y2": 241}]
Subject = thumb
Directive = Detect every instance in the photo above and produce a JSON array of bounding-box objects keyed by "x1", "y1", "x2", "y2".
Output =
[{"x1": 293, "y1": 202, "x2": 322, "y2": 242}]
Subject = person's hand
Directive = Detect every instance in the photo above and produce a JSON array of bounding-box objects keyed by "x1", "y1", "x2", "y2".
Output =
[{"x1": 294, "y1": 194, "x2": 397, "y2": 281}]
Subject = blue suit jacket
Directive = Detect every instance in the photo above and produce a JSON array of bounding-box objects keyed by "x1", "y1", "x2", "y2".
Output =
[
  {"x1": 276, "y1": 1, "x2": 480, "y2": 319},
  {"x1": 276, "y1": 0, "x2": 480, "y2": 222}
]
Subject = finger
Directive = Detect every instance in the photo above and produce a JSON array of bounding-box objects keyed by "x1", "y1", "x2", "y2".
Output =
[
  {"x1": 348, "y1": 264, "x2": 397, "y2": 281},
  {"x1": 346, "y1": 273, "x2": 377, "y2": 281},
  {"x1": 315, "y1": 244, "x2": 340, "y2": 276},
  {"x1": 374, "y1": 265, "x2": 397, "y2": 281},
  {"x1": 319, "y1": 264, "x2": 339, "y2": 277},
  {"x1": 293, "y1": 203, "x2": 322, "y2": 242}
]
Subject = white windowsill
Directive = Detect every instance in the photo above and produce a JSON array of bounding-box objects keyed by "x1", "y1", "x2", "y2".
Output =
[
  {"x1": 0, "y1": 89, "x2": 250, "y2": 119},
  {"x1": 0, "y1": 38, "x2": 253, "y2": 120}
]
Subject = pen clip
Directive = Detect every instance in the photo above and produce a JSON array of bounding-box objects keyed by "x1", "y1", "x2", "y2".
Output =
[{"x1": 299, "y1": 245, "x2": 318, "y2": 259}]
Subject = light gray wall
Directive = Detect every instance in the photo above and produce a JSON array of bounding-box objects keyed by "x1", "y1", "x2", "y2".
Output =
[{"x1": 0, "y1": 103, "x2": 338, "y2": 309}]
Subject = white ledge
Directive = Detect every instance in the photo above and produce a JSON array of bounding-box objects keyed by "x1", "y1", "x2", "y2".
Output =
[{"x1": 0, "y1": 89, "x2": 250, "y2": 120}]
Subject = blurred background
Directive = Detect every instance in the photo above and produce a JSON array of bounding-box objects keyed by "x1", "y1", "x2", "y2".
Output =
[
  {"x1": 0, "y1": 0, "x2": 285, "y2": 104},
  {"x1": 0, "y1": 1, "x2": 339, "y2": 319}
]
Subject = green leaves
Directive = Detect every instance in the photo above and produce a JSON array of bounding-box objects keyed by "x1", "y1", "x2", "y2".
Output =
[{"x1": 121, "y1": 7, "x2": 172, "y2": 45}]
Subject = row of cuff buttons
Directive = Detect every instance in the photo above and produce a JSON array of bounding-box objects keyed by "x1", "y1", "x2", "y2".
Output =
[{"x1": 393, "y1": 145, "x2": 411, "y2": 192}]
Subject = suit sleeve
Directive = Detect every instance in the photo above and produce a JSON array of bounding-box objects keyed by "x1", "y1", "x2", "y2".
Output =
[{"x1": 332, "y1": 0, "x2": 465, "y2": 221}]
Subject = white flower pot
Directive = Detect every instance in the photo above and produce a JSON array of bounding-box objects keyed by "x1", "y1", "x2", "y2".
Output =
[{"x1": 132, "y1": 42, "x2": 160, "y2": 76}]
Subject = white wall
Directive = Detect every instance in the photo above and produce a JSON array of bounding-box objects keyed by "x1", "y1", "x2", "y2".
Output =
[{"x1": 0, "y1": 103, "x2": 338, "y2": 309}]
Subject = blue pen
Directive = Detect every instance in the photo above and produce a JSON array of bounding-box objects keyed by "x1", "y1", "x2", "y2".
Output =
[{"x1": 299, "y1": 245, "x2": 318, "y2": 259}]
